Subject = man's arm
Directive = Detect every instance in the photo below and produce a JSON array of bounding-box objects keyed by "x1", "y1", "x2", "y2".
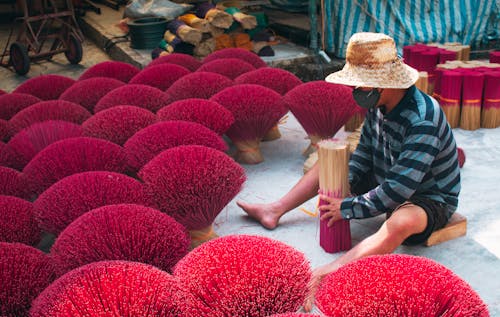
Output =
[{"x1": 341, "y1": 122, "x2": 441, "y2": 219}]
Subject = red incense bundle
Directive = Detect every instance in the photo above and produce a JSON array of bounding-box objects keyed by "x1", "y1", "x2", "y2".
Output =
[
  {"x1": 439, "y1": 49, "x2": 458, "y2": 64},
  {"x1": 459, "y1": 71, "x2": 484, "y2": 130},
  {"x1": 317, "y1": 139, "x2": 351, "y2": 253},
  {"x1": 439, "y1": 70, "x2": 462, "y2": 128},
  {"x1": 481, "y1": 71, "x2": 500, "y2": 128},
  {"x1": 432, "y1": 68, "x2": 445, "y2": 102},
  {"x1": 344, "y1": 107, "x2": 367, "y2": 132},
  {"x1": 419, "y1": 49, "x2": 440, "y2": 94},
  {"x1": 490, "y1": 51, "x2": 500, "y2": 64}
]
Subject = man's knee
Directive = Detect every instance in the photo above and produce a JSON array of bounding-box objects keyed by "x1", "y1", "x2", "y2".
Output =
[{"x1": 385, "y1": 205, "x2": 428, "y2": 239}]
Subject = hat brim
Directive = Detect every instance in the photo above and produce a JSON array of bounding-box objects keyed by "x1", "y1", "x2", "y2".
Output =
[{"x1": 325, "y1": 60, "x2": 419, "y2": 89}]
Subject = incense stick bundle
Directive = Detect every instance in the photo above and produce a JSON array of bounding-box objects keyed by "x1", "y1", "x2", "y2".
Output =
[
  {"x1": 178, "y1": 13, "x2": 211, "y2": 33},
  {"x1": 490, "y1": 51, "x2": 500, "y2": 64},
  {"x1": 432, "y1": 68, "x2": 445, "y2": 102},
  {"x1": 439, "y1": 49, "x2": 458, "y2": 64},
  {"x1": 420, "y1": 49, "x2": 439, "y2": 95},
  {"x1": 317, "y1": 139, "x2": 351, "y2": 253},
  {"x1": 344, "y1": 109, "x2": 366, "y2": 132},
  {"x1": 439, "y1": 70, "x2": 462, "y2": 128},
  {"x1": 167, "y1": 20, "x2": 202, "y2": 46},
  {"x1": 196, "y1": 2, "x2": 233, "y2": 29},
  {"x1": 225, "y1": 7, "x2": 257, "y2": 30},
  {"x1": 459, "y1": 71, "x2": 484, "y2": 131},
  {"x1": 481, "y1": 72, "x2": 500, "y2": 128}
]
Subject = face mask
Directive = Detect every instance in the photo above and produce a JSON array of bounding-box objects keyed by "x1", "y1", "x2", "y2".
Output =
[{"x1": 352, "y1": 88, "x2": 381, "y2": 109}]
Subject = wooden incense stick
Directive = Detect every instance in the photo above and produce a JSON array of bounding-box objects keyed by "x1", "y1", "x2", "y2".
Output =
[
  {"x1": 459, "y1": 70, "x2": 484, "y2": 131},
  {"x1": 481, "y1": 72, "x2": 500, "y2": 128},
  {"x1": 318, "y1": 139, "x2": 351, "y2": 253},
  {"x1": 344, "y1": 113, "x2": 364, "y2": 132},
  {"x1": 439, "y1": 70, "x2": 462, "y2": 128}
]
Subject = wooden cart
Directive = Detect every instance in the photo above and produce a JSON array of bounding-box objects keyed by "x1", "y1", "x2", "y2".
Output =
[{"x1": 0, "y1": 0, "x2": 84, "y2": 75}]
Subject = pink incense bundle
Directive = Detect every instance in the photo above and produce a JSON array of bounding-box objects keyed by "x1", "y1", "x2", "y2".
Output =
[
  {"x1": 33, "y1": 171, "x2": 154, "y2": 235},
  {"x1": 402, "y1": 45, "x2": 414, "y2": 66},
  {"x1": 138, "y1": 145, "x2": 245, "y2": 246},
  {"x1": 459, "y1": 71, "x2": 484, "y2": 130},
  {"x1": 95, "y1": 84, "x2": 172, "y2": 113},
  {"x1": 82, "y1": 105, "x2": 157, "y2": 146},
  {"x1": 124, "y1": 120, "x2": 227, "y2": 172},
  {"x1": 146, "y1": 52, "x2": 202, "y2": 71},
  {"x1": 419, "y1": 48, "x2": 440, "y2": 94},
  {"x1": 8, "y1": 121, "x2": 82, "y2": 169},
  {"x1": 58, "y1": 77, "x2": 125, "y2": 113},
  {"x1": 0, "y1": 196, "x2": 40, "y2": 246},
  {"x1": 0, "y1": 119, "x2": 7, "y2": 141},
  {"x1": 407, "y1": 46, "x2": 428, "y2": 70},
  {"x1": 7, "y1": 100, "x2": 91, "y2": 138},
  {"x1": 50, "y1": 204, "x2": 190, "y2": 275},
  {"x1": 13, "y1": 74, "x2": 75, "y2": 100},
  {"x1": 439, "y1": 70, "x2": 462, "y2": 128},
  {"x1": 23, "y1": 137, "x2": 129, "y2": 196},
  {"x1": 196, "y1": 58, "x2": 256, "y2": 79},
  {"x1": 234, "y1": 67, "x2": 303, "y2": 95},
  {"x1": 0, "y1": 93, "x2": 41, "y2": 120},
  {"x1": 481, "y1": 71, "x2": 500, "y2": 128},
  {"x1": 78, "y1": 61, "x2": 140, "y2": 83},
  {"x1": 157, "y1": 98, "x2": 234, "y2": 135},
  {"x1": 432, "y1": 68, "x2": 445, "y2": 102},
  {"x1": 173, "y1": 235, "x2": 311, "y2": 316},
  {"x1": 30, "y1": 261, "x2": 188, "y2": 317},
  {"x1": 315, "y1": 254, "x2": 489, "y2": 316},
  {"x1": 0, "y1": 141, "x2": 23, "y2": 170},
  {"x1": 0, "y1": 166, "x2": 30, "y2": 199},
  {"x1": 284, "y1": 81, "x2": 357, "y2": 156},
  {"x1": 166, "y1": 71, "x2": 233, "y2": 101},
  {"x1": 490, "y1": 51, "x2": 500, "y2": 63},
  {"x1": 1, "y1": 242, "x2": 58, "y2": 317},
  {"x1": 439, "y1": 49, "x2": 458, "y2": 64},
  {"x1": 203, "y1": 48, "x2": 268, "y2": 68},
  {"x1": 129, "y1": 63, "x2": 191, "y2": 91},
  {"x1": 210, "y1": 84, "x2": 287, "y2": 164},
  {"x1": 317, "y1": 139, "x2": 351, "y2": 253}
]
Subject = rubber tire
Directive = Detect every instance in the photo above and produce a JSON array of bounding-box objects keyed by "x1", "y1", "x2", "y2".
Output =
[
  {"x1": 65, "y1": 33, "x2": 83, "y2": 64},
  {"x1": 10, "y1": 42, "x2": 30, "y2": 76}
]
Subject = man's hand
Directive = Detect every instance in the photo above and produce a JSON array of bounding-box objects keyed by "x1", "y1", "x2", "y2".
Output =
[
  {"x1": 303, "y1": 262, "x2": 341, "y2": 312},
  {"x1": 318, "y1": 194, "x2": 343, "y2": 227}
]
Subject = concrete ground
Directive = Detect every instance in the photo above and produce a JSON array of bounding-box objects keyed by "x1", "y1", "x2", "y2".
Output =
[{"x1": 0, "y1": 6, "x2": 499, "y2": 315}]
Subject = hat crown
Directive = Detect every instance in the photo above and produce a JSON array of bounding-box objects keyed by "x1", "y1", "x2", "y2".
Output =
[{"x1": 346, "y1": 32, "x2": 398, "y2": 67}]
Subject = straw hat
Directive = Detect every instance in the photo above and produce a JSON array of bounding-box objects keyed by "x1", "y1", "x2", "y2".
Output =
[{"x1": 326, "y1": 32, "x2": 419, "y2": 89}]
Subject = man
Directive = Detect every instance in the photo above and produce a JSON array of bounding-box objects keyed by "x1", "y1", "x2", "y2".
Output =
[{"x1": 237, "y1": 32, "x2": 461, "y2": 311}]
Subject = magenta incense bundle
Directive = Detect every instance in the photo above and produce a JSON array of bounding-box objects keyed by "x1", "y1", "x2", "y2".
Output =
[
  {"x1": 439, "y1": 70, "x2": 463, "y2": 128},
  {"x1": 490, "y1": 51, "x2": 500, "y2": 64},
  {"x1": 481, "y1": 71, "x2": 500, "y2": 128},
  {"x1": 318, "y1": 139, "x2": 351, "y2": 253},
  {"x1": 439, "y1": 49, "x2": 458, "y2": 64},
  {"x1": 419, "y1": 49, "x2": 440, "y2": 94},
  {"x1": 459, "y1": 71, "x2": 484, "y2": 130}
]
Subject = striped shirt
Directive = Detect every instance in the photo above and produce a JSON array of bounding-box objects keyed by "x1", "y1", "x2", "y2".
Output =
[{"x1": 340, "y1": 85, "x2": 460, "y2": 220}]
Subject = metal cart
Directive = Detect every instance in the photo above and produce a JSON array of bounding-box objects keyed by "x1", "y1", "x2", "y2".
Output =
[{"x1": 0, "y1": 0, "x2": 84, "y2": 75}]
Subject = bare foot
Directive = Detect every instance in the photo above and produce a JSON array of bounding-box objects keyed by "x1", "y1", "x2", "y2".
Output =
[{"x1": 236, "y1": 200, "x2": 283, "y2": 230}]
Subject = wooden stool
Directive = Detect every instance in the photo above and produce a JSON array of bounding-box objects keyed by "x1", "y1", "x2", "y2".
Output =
[{"x1": 425, "y1": 212, "x2": 467, "y2": 246}]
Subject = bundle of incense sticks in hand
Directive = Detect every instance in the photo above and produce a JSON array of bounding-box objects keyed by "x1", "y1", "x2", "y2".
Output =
[{"x1": 318, "y1": 138, "x2": 351, "y2": 253}]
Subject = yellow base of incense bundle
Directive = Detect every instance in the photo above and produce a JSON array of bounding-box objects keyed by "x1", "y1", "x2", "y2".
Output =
[
  {"x1": 318, "y1": 139, "x2": 351, "y2": 253},
  {"x1": 481, "y1": 108, "x2": 500, "y2": 129},
  {"x1": 262, "y1": 124, "x2": 281, "y2": 141},
  {"x1": 189, "y1": 225, "x2": 219, "y2": 250}
]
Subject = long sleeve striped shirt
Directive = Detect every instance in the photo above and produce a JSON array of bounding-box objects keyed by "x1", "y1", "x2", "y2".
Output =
[{"x1": 340, "y1": 85, "x2": 461, "y2": 220}]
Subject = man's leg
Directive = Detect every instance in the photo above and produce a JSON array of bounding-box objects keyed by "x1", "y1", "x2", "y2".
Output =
[
  {"x1": 237, "y1": 163, "x2": 320, "y2": 229},
  {"x1": 304, "y1": 203, "x2": 428, "y2": 311}
]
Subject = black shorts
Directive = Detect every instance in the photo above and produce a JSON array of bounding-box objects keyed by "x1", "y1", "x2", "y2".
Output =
[
  {"x1": 350, "y1": 175, "x2": 450, "y2": 245},
  {"x1": 394, "y1": 197, "x2": 450, "y2": 246}
]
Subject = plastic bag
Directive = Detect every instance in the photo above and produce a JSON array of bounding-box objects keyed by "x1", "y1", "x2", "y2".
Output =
[{"x1": 124, "y1": 0, "x2": 192, "y2": 21}]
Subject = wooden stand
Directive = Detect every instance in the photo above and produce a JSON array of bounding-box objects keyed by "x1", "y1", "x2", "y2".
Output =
[{"x1": 425, "y1": 212, "x2": 467, "y2": 246}]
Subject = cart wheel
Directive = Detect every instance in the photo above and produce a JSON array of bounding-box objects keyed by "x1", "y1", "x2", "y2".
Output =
[
  {"x1": 65, "y1": 34, "x2": 83, "y2": 64},
  {"x1": 10, "y1": 42, "x2": 30, "y2": 76}
]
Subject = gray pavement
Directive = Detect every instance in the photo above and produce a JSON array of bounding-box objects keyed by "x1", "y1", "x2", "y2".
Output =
[{"x1": 0, "y1": 8, "x2": 499, "y2": 315}]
